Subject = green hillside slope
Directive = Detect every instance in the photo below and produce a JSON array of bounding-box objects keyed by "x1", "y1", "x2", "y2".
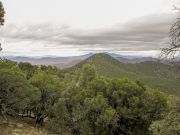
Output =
[{"x1": 71, "y1": 53, "x2": 180, "y2": 96}]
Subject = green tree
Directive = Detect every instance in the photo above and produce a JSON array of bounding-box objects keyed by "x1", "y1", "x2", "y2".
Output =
[
  {"x1": 78, "y1": 64, "x2": 97, "y2": 87},
  {"x1": 0, "y1": 60, "x2": 38, "y2": 118},
  {"x1": 0, "y1": 60, "x2": 40, "y2": 119},
  {"x1": 150, "y1": 96, "x2": 180, "y2": 135},
  {"x1": 0, "y1": 1, "x2": 5, "y2": 51},
  {"x1": 47, "y1": 98, "x2": 70, "y2": 133},
  {"x1": 0, "y1": 58, "x2": 18, "y2": 70},
  {"x1": 86, "y1": 94, "x2": 118, "y2": 135},
  {"x1": 71, "y1": 93, "x2": 118, "y2": 135},
  {"x1": 18, "y1": 62, "x2": 38, "y2": 80},
  {"x1": 107, "y1": 78, "x2": 167, "y2": 135},
  {"x1": 30, "y1": 71, "x2": 64, "y2": 121},
  {"x1": 47, "y1": 75, "x2": 168, "y2": 135},
  {"x1": 88, "y1": 77, "x2": 109, "y2": 95},
  {"x1": 0, "y1": 1, "x2": 5, "y2": 25}
]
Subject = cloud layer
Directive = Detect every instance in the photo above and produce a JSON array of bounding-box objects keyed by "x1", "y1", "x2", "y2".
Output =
[{"x1": 0, "y1": 13, "x2": 178, "y2": 56}]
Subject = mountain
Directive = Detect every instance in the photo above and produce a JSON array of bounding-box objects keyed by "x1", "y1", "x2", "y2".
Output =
[
  {"x1": 116, "y1": 56, "x2": 158, "y2": 63},
  {"x1": 4, "y1": 53, "x2": 94, "y2": 69},
  {"x1": 71, "y1": 53, "x2": 180, "y2": 96},
  {"x1": 105, "y1": 52, "x2": 158, "y2": 63},
  {"x1": 4, "y1": 53, "x2": 160, "y2": 68}
]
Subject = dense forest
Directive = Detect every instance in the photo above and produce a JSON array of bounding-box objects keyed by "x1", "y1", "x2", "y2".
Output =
[
  {"x1": 0, "y1": 1, "x2": 180, "y2": 135},
  {"x1": 0, "y1": 58, "x2": 179, "y2": 135}
]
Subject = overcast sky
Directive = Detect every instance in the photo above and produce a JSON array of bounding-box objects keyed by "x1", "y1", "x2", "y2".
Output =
[{"x1": 0, "y1": 0, "x2": 180, "y2": 57}]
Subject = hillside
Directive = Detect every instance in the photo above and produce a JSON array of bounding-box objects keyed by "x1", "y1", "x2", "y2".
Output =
[{"x1": 71, "y1": 53, "x2": 180, "y2": 96}]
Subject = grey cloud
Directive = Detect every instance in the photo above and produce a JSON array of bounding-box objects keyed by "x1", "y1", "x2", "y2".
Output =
[{"x1": 0, "y1": 13, "x2": 178, "y2": 52}]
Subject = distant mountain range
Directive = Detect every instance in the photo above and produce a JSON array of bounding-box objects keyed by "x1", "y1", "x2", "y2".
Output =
[
  {"x1": 3, "y1": 53, "x2": 159, "y2": 68},
  {"x1": 4, "y1": 53, "x2": 93, "y2": 69}
]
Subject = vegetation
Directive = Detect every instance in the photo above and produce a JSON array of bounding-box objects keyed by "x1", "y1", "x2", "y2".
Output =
[
  {"x1": 0, "y1": 1, "x2": 179, "y2": 134},
  {"x1": 0, "y1": 58, "x2": 178, "y2": 135},
  {"x1": 0, "y1": 0, "x2": 5, "y2": 51},
  {"x1": 149, "y1": 96, "x2": 180, "y2": 135},
  {"x1": 71, "y1": 53, "x2": 180, "y2": 96},
  {"x1": 0, "y1": 0, "x2": 5, "y2": 25},
  {"x1": 149, "y1": 12, "x2": 180, "y2": 135}
]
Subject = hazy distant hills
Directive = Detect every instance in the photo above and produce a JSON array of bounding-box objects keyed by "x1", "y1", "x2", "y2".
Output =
[
  {"x1": 5, "y1": 53, "x2": 93, "y2": 69},
  {"x1": 107, "y1": 52, "x2": 158, "y2": 63},
  {"x1": 71, "y1": 53, "x2": 180, "y2": 96},
  {"x1": 4, "y1": 53, "x2": 159, "y2": 68},
  {"x1": 116, "y1": 56, "x2": 158, "y2": 63}
]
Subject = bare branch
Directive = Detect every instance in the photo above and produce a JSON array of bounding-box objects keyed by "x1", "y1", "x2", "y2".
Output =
[
  {"x1": 161, "y1": 11, "x2": 180, "y2": 67},
  {"x1": 173, "y1": 5, "x2": 180, "y2": 11}
]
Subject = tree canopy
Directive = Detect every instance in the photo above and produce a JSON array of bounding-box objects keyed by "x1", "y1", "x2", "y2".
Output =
[
  {"x1": 0, "y1": 1, "x2": 5, "y2": 25},
  {"x1": 0, "y1": 60, "x2": 177, "y2": 135}
]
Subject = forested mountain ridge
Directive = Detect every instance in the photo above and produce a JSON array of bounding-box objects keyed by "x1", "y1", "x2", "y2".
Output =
[
  {"x1": 71, "y1": 53, "x2": 180, "y2": 95},
  {"x1": 0, "y1": 57, "x2": 179, "y2": 135}
]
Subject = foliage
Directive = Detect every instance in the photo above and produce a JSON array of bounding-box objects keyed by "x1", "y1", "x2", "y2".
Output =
[
  {"x1": 0, "y1": 1, "x2": 5, "y2": 25},
  {"x1": 18, "y1": 62, "x2": 38, "y2": 79},
  {"x1": 71, "y1": 53, "x2": 180, "y2": 96},
  {"x1": 0, "y1": 59, "x2": 173, "y2": 135},
  {"x1": 107, "y1": 79, "x2": 167, "y2": 135},
  {"x1": 0, "y1": 59, "x2": 38, "y2": 117},
  {"x1": 47, "y1": 64, "x2": 168, "y2": 135},
  {"x1": 149, "y1": 96, "x2": 180, "y2": 135},
  {"x1": 0, "y1": 59, "x2": 65, "y2": 123},
  {"x1": 78, "y1": 64, "x2": 97, "y2": 87},
  {"x1": 29, "y1": 71, "x2": 64, "y2": 118}
]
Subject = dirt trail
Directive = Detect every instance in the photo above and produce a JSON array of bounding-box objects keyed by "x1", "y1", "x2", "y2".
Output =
[{"x1": 0, "y1": 118, "x2": 57, "y2": 135}]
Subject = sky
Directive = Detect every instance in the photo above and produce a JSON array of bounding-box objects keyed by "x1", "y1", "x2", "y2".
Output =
[{"x1": 0, "y1": 0, "x2": 180, "y2": 57}]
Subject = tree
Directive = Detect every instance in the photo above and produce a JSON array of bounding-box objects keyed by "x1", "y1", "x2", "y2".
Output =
[
  {"x1": 0, "y1": 1, "x2": 5, "y2": 25},
  {"x1": 0, "y1": 59, "x2": 38, "y2": 118},
  {"x1": 78, "y1": 64, "x2": 97, "y2": 87},
  {"x1": 0, "y1": 1, "x2": 5, "y2": 51},
  {"x1": 47, "y1": 75, "x2": 167, "y2": 135},
  {"x1": 161, "y1": 10, "x2": 180, "y2": 66},
  {"x1": 107, "y1": 78, "x2": 167, "y2": 135},
  {"x1": 18, "y1": 62, "x2": 38, "y2": 80},
  {"x1": 149, "y1": 96, "x2": 180, "y2": 135},
  {"x1": 150, "y1": 111, "x2": 180, "y2": 135},
  {"x1": 30, "y1": 71, "x2": 64, "y2": 124},
  {"x1": 47, "y1": 98, "x2": 70, "y2": 133},
  {"x1": 157, "y1": 10, "x2": 180, "y2": 135},
  {"x1": 82, "y1": 94, "x2": 118, "y2": 135}
]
